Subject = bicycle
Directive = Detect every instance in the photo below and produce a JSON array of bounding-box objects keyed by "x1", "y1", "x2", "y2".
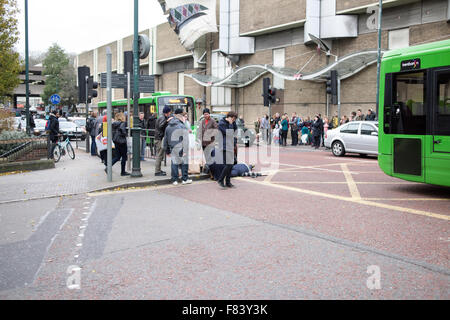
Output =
[{"x1": 53, "y1": 134, "x2": 75, "y2": 163}]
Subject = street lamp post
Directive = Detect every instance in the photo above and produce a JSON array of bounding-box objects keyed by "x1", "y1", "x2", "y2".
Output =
[
  {"x1": 375, "y1": 0, "x2": 383, "y2": 117},
  {"x1": 131, "y1": 0, "x2": 142, "y2": 177},
  {"x1": 25, "y1": 0, "x2": 30, "y2": 135}
]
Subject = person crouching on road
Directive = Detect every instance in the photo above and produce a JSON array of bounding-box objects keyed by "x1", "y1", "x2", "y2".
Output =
[
  {"x1": 164, "y1": 108, "x2": 192, "y2": 186},
  {"x1": 217, "y1": 111, "x2": 238, "y2": 189},
  {"x1": 111, "y1": 113, "x2": 130, "y2": 176}
]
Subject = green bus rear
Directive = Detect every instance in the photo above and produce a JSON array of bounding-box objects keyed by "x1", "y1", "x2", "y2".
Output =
[
  {"x1": 97, "y1": 92, "x2": 197, "y2": 132},
  {"x1": 378, "y1": 39, "x2": 450, "y2": 187}
]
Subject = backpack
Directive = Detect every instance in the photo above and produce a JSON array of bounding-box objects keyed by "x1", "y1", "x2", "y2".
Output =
[
  {"x1": 86, "y1": 118, "x2": 93, "y2": 133},
  {"x1": 45, "y1": 119, "x2": 50, "y2": 131}
]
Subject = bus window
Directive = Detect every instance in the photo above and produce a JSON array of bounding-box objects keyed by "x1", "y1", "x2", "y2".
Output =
[
  {"x1": 387, "y1": 71, "x2": 427, "y2": 135},
  {"x1": 436, "y1": 71, "x2": 450, "y2": 135}
]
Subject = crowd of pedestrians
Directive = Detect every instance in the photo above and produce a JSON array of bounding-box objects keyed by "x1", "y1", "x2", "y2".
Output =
[{"x1": 254, "y1": 108, "x2": 377, "y2": 147}]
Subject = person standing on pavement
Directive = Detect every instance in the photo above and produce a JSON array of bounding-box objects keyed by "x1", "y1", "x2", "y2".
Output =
[
  {"x1": 154, "y1": 106, "x2": 172, "y2": 176},
  {"x1": 365, "y1": 108, "x2": 376, "y2": 121},
  {"x1": 331, "y1": 111, "x2": 339, "y2": 129},
  {"x1": 290, "y1": 112, "x2": 299, "y2": 146},
  {"x1": 318, "y1": 114, "x2": 325, "y2": 147},
  {"x1": 138, "y1": 112, "x2": 147, "y2": 161},
  {"x1": 197, "y1": 108, "x2": 218, "y2": 164},
  {"x1": 47, "y1": 110, "x2": 60, "y2": 159},
  {"x1": 111, "y1": 113, "x2": 130, "y2": 176},
  {"x1": 355, "y1": 109, "x2": 365, "y2": 121},
  {"x1": 260, "y1": 114, "x2": 269, "y2": 144},
  {"x1": 164, "y1": 108, "x2": 192, "y2": 185},
  {"x1": 311, "y1": 115, "x2": 321, "y2": 149},
  {"x1": 217, "y1": 111, "x2": 238, "y2": 189},
  {"x1": 87, "y1": 111, "x2": 98, "y2": 156},
  {"x1": 280, "y1": 115, "x2": 289, "y2": 147}
]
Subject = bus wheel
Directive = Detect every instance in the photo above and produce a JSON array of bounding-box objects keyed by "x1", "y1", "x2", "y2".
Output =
[{"x1": 332, "y1": 141, "x2": 345, "y2": 157}]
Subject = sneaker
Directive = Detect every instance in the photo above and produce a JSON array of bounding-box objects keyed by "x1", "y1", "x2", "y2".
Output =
[
  {"x1": 182, "y1": 179, "x2": 192, "y2": 185},
  {"x1": 155, "y1": 171, "x2": 167, "y2": 176},
  {"x1": 121, "y1": 172, "x2": 131, "y2": 176},
  {"x1": 172, "y1": 181, "x2": 179, "y2": 186},
  {"x1": 226, "y1": 182, "x2": 235, "y2": 188}
]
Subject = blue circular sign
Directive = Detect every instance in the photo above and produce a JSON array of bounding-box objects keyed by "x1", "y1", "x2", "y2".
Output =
[{"x1": 50, "y1": 94, "x2": 61, "y2": 105}]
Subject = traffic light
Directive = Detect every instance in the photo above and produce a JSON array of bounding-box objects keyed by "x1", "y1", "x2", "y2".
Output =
[
  {"x1": 262, "y1": 77, "x2": 270, "y2": 106},
  {"x1": 268, "y1": 87, "x2": 277, "y2": 103},
  {"x1": 326, "y1": 70, "x2": 338, "y2": 105},
  {"x1": 87, "y1": 76, "x2": 98, "y2": 103},
  {"x1": 77, "y1": 66, "x2": 90, "y2": 102}
]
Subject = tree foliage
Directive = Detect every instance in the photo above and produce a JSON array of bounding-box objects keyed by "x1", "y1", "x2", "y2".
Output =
[
  {"x1": 42, "y1": 44, "x2": 78, "y2": 107},
  {"x1": 0, "y1": 0, "x2": 21, "y2": 103}
]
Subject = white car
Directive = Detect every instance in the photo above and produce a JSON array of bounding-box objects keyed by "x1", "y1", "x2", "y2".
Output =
[{"x1": 324, "y1": 121, "x2": 378, "y2": 157}]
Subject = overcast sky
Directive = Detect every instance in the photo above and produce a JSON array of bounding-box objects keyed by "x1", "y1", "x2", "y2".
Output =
[{"x1": 15, "y1": 0, "x2": 168, "y2": 57}]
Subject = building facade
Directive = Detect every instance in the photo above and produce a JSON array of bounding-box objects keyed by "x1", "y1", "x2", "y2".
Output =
[{"x1": 76, "y1": 0, "x2": 450, "y2": 122}]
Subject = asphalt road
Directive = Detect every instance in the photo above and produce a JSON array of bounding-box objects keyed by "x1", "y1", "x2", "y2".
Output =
[{"x1": 0, "y1": 145, "x2": 449, "y2": 299}]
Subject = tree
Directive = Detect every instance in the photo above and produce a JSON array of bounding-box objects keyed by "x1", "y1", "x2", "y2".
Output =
[
  {"x1": 0, "y1": 0, "x2": 21, "y2": 104},
  {"x1": 42, "y1": 44, "x2": 78, "y2": 107}
]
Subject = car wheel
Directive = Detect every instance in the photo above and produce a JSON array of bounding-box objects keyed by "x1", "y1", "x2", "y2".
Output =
[{"x1": 332, "y1": 141, "x2": 345, "y2": 157}]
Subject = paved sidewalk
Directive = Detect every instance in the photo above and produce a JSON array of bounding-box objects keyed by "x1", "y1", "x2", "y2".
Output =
[{"x1": 0, "y1": 147, "x2": 205, "y2": 203}]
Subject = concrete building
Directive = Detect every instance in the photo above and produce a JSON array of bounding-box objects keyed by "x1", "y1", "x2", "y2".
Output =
[
  {"x1": 76, "y1": 0, "x2": 450, "y2": 122},
  {"x1": 12, "y1": 65, "x2": 45, "y2": 109}
]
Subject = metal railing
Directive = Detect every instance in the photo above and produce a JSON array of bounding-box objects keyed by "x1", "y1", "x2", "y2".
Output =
[{"x1": 0, "y1": 137, "x2": 47, "y2": 163}]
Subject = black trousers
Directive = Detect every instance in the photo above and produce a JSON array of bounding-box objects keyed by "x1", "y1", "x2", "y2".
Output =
[
  {"x1": 313, "y1": 135, "x2": 320, "y2": 147},
  {"x1": 280, "y1": 130, "x2": 288, "y2": 146},
  {"x1": 217, "y1": 151, "x2": 233, "y2": 184},
  {"x1": 291, "y1": 129, "x2": 298, "y2": 145},
  {"x1": 111, "y1": 142, "x2": 127, "y2": 173}
]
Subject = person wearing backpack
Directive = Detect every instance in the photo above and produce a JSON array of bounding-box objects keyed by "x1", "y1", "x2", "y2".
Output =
[
  {"x1": 110, "y1": 112, "x2": 130, "y2": 176},
  {"x1": 87, "y1": 111, "x2": 98, "y2": 156}
]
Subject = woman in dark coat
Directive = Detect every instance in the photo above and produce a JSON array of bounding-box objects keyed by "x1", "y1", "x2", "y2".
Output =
[{"x1": 111, "y1": 112, "x2": 130, "y2": 176}]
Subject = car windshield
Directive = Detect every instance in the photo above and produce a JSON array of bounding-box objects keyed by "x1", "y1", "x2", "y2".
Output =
[
  {"x1": 59, "y1": 122, "x2": 77, "y2": 129},
  {"x1": 73, "y1": 119, "x2": 86, "y2": 126}
]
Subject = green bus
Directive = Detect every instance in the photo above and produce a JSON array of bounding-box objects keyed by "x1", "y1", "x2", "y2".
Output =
[
  {"x1": 378, "y1": 39, "x2": 450, "y2": 187},
  {"x1": 97, "y1": 91, "x2": 198, "y2": 134}
]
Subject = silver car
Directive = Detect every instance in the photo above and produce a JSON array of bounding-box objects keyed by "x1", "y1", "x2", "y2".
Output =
[{"x1": 324, "y1": 121, "x2": 378, "y2": 157}]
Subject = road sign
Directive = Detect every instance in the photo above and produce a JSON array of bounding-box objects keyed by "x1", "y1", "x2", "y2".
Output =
[
  {"x1": 100, "y1": 73, "x2": 155, "y2": 93},
  {"x1": 50, "y1": 94, "x2": 61, "y2": 105}
]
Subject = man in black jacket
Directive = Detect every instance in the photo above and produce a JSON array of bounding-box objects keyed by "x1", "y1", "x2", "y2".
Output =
[
  {"x1": 154, "y1": 106, "x2": 172, "y2": 176},
  {"x1": 217, "y1": 111, "x2": 238, "y2": 189},
  {"x1": 47, "y1": 110, "x2": 60, "y2": 159}
]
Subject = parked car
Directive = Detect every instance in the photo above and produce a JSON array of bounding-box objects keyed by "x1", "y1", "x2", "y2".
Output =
[
  {"x1": 324, "y1": 121, "x2": 378, "y2": 157},
  {"x1": 33, "y1": 119, "x2": 47, "y2": 136},
  {"x1": 58, "y1": 121, "x2": 86, "y2": 140},
  {"x1": 68, "y1": 117, "x2": 86, "y2": 130},
  {"x1": 195, "y1": 113, "x2": 256, "y2": 146}
]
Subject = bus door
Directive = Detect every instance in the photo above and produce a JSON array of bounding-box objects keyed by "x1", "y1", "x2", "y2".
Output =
[
  {"x1": 427, "y1": 67, "x2": 450, "y2": 186},
  {"x1": 389, "y1": 71, "x2": 427, "y2": 183}
]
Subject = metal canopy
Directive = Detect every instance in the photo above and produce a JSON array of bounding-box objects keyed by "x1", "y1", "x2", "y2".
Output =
[{"x1": 185, "y1": 50, "x2": 382, "y2": 88}]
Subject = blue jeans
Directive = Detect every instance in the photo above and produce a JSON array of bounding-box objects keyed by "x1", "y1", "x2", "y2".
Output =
[
  {"x1": 141, "y1": 137, "x2": 146, "y2": 160},
  {"x1": 171, "y1": 160, "x2": 188, "y2": 182},
  {"x1": 90, "y1": 135, "x2": 97, "y2": 155}
]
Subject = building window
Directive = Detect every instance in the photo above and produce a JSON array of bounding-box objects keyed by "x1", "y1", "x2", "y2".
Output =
[
  {"x1": 273, "y1": 48, "x2": 285, "y2": 89},
  {"x1": 211, "y1": 51, "x2": 232, "y2": 109},
  {"x1": 389, "y1": 28, "x2": 409, "y2": 50}
]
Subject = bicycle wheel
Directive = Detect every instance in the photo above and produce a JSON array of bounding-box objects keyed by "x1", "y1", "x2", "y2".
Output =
[
  {"x1": 67, "y1": 142, "x2": 75, "y2": 159},
  {"x1": 53, "y1": 145, "x2": 61, "y2": 163}
]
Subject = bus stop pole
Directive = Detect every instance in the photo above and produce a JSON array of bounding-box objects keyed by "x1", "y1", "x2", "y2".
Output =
[
  {"x1": 131, "y1": 0, "x2": 142, "y2": 177},
  {"x1": 127, "y1": 72, "x2": 131, "y2": 172},
  {"x1": 106, "y1": 47, "x2": 113, "y2": 182}
]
